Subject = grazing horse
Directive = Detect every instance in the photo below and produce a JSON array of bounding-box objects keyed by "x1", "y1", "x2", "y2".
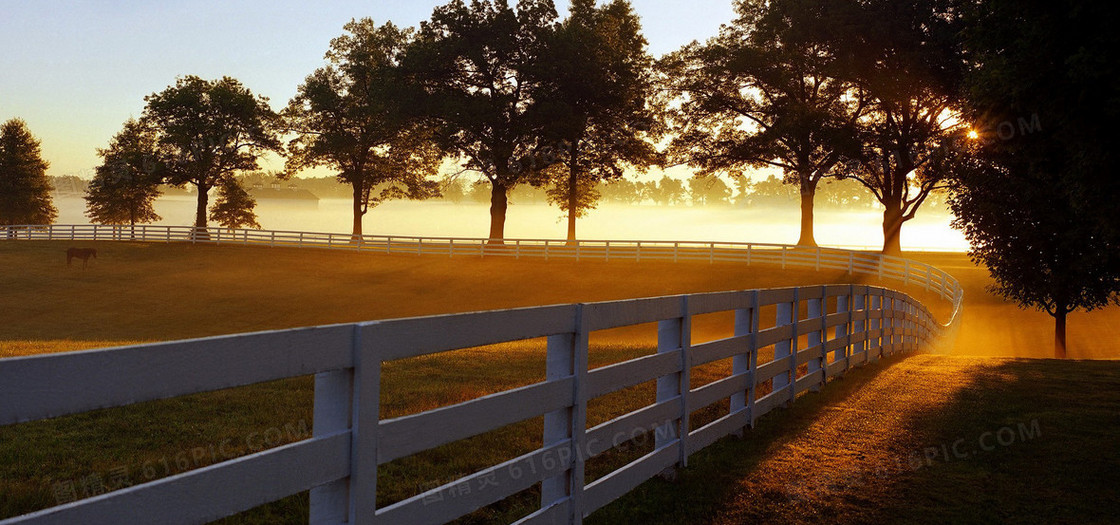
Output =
[{"x1": 66, "y1": 248, "x2": 97, "y2": 268}]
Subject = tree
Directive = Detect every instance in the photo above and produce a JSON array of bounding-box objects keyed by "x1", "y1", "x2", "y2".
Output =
[
  {"x1": 662, "y1": 0, "x2": 865, "y2": 247},
  {"x1": 0, "y1": 118, "x2": 56, "y2": 226},
  {"x1": 532, "y1": 0, "x2": 662, "y2": 241},
  {"x1": 209, "y1": 178, "x2": 261, "y2": 229},
  {"x1": 85, "y1": 118, "x2": 163, "y2": 227},
  {"x1": 814, "y1": 0, "x2": 967, "y2": 254},
  {"x1": 688, "y1": 176, "x2": 732, "y2": 206},
  {"x1": 405, "y1": 0, "x2": 557, "y2": 242},
  {"x1": 142, "y1": 76, "x2": 281, "y2": 234},
  {"x1": 286, "y1": 18, "x2": 442, "y2": 239},
  {"x1": 950, "y1": 152, "x2": 1118, "y2": 359},
  {"x1": 950, "y1": 0, "x2": 1120, "y2": 358}
]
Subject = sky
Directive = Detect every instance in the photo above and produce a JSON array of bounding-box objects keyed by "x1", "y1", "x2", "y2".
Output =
[{"x1": 0, "y1": 0, "x2": 739, "y2": 179}]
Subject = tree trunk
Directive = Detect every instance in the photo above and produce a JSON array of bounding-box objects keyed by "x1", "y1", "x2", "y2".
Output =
[
  {"x1": 797, "y1": 177, "x2": 818, "y2": 247},
  {"x1": 566, "y1": 151, "x2": 579, "y2": 244},
  {"x1": 1054, "y1": 310, "x2": 1068, "y2": 359},
  {"x1": 193, "y1": 183, "x2": 210, "y2": 240},
  {"x1": 882, "y1": 203, "x2": 904, "y2": 256},
  {"x1": 351, "y1": 182, "x2": 365, "y2": 240},
  {"x1": 488, "y1": 181, "x2": 508, "y2": 244}
]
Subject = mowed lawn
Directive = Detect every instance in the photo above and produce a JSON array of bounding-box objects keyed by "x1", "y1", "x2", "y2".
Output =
[
  {"x1": 1, "y1": 241, "x2": 1117, "y2": 524},
  {"x1": 0, "y1": 240, "x2": 918, "y2": 523},
  {"x1": 909, "y1": 252, "x2": 1120, "y2": 360}
]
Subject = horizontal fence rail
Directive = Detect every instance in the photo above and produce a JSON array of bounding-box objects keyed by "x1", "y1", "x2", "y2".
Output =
[
  {"x1": 1, "y1": 223, "x2": 962, "y2": 524},
  {"x1": 0, "y1": 224, "x2": 963, "y2": 328},
  {"x1": 2, "y1": 282, "x2": 942, "y2": 525}
]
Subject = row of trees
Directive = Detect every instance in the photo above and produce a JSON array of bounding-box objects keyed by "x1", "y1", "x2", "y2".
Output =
[{"x1": 67, "y1": 0, "x2": 968, "y2": 251}]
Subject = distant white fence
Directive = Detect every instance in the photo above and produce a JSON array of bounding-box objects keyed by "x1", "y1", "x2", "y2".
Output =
[
  {"x1": 1, "y1": 284, "x2": 936, "y2": 525},
  {"x1": 0, "y1": 224, "x2": 963, "y2": 316},
  {"x1": 0, "y1": 223, "x2": 962, "y2": 524}
]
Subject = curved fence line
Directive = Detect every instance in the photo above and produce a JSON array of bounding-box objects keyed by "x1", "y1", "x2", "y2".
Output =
[
  {"x1": 2, "y1": 223, "x2": 963, "y2": 329},
  {"x1": 2, "y1": 284, "x2": 935, "y2": 525}
]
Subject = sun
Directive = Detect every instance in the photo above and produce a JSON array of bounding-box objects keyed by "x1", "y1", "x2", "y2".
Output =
[{"x1": 967, "y1": 129, "x2": 980, "y2": 140}]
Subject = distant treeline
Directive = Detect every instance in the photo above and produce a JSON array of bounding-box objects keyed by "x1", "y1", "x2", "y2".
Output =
[{"x1": 51, "y1": 172, "x2": 947, "y2": 210}]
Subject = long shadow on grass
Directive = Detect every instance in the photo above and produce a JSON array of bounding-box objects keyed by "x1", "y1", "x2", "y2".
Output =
[
  {"x1": 586, "y1": 352, "x2": 914, "y2": 524},
  {"x1": 863, "y1": 358, "x2": 1120, "y2": 525}
]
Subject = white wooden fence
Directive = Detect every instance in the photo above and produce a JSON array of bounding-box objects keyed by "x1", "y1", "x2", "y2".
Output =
[
  {"x1": 0, "y1": 224, "x2": 961, "y2": 524},
  {"x1": 0, "y1": 224, "x2": 964, "y2": 310},
  {"x1": 1, "y1": 284, "x2": 936, "y2": 525}
]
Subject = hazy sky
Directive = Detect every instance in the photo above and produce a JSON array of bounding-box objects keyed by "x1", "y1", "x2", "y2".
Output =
[{"x1": 0, "y1": 1, "x2": 738, "y2": 178}]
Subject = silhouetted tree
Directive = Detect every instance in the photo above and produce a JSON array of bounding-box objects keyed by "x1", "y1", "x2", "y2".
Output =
[
  {"x1": 533, "y1": 0, "x2": 662, "y2": 240},
  {"x1": 85, "y1": 118, "x2": 163, "y2": 227},
  {"x1": 209, "y1": 178, "x2": 261, "y2": 229},
  {"x1": 950, "y1": 152, "x2": 1118, "y2": 359},
  {"x1": 0, "y1": 118, "x2": 56, "y2": 226},
  {"x1": 662, "y1": 0, "x2": 866, "y2": 246},
  {"x1": 142, "y1": 76, "x2": 281, "y2": 234},
  {"x1": 286, "y1": 19, "x2": 442, "y2": 239},
  {"x1": 405, "y1": 0, "x2": 557, "y2": 242},
  {"x1": 951, "y1": 0, "x2": 1120, "y2": 358},
  {"x1": 813, "y1": 0, "x2": 966, "y2": 254}
]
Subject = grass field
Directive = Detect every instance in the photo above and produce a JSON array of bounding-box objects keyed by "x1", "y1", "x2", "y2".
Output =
[{"x1": 1, "y1": 240, "x2": 1117, "y2": 523}]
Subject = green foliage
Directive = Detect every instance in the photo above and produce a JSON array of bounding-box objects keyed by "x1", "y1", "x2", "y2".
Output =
[
  {"x1": 661, "y1": 0, "x2": 867, "y2": 243},
  {"x1": 141, "y1": 75, "x2": 281, "y2": 228},
  {"x1": 405, "y1": 0, "x2": 559, "y2": 239},
  {"x1": 0, "y1": 119, "x2": 56, "y2": 226},
  {"x1": 812, "y1": 0, "x2": 967, "y2": 253},
  {"x1": 84, "y1": 119, "x2": 163, "y2": 226},
  {"x1": 209, "y1": 179, "x2": 261, "y2": 229},
  {"x1": 532, "y1": 0, "x2": 662, "y2": 236},
  {"x1": 285, "y1": 18, "x2": 442, "y2": 236},
  {"x1": 950, "y1": 0, "x2": 1120, "y2": 356}
]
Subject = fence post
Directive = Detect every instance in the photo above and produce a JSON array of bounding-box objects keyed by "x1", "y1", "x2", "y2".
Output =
[
  {"x1": 731, "y1": 291, "x2": 757, "y2": 437},
  {"x1": 604, "y1": 240, "x2": 610, "y2": 261},
  {"x1": 746, "y1": 244, "x2": 752, "y2": 266},
  {"x1": 869, "y1": 292, "x2": 882, "y2": 362},
  {"x1": 309, "y1": 366, "x2": 354, "y2": 524},
  {"x1": 542, "y1": 303, "x2": 588, "y2": 523},
  {"x1": 348, "y1": 323, "x2": 382, "y2": 524},
  {"x1": 807, "y1": 287, "x2": 825, "y2": 392},
  {"x1": 448, "y1": 238, "x2": 454, "y2": 258},
  {"x1": 837, "y1": 288, "x2": 851, "y2": 372},
  {"x1": 773, "y1": 290, "x2": 796, "y2": 405},
  {"x1": 815, "y1": 247, "x2": 821, "y2": 271},
  {"x1": 656, "y1": 296, "x2": 690, "y2": 472},
  {"x1": 848, "y1": 252, "x2": 854, "y2": 275}
]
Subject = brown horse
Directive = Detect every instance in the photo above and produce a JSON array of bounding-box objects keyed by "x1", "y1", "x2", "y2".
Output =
[{"x1": 66, "y1": 248, "x2": 97, "y2": 268}]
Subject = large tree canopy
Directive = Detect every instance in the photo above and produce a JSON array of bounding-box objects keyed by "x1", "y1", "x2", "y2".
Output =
[
  {"x1": 404, "y1": 0, "x2": 558, "y2": 242},
  {"x1": 950, "y1": 0, "x2": 1120, "y2": 358},
  {"x1": 532, "y1": 0, "x2": 662, "y2": 241},
  {"x1": 85, "y1": 118, "x2": 163, "y2": 226},
  {"x1": 662, "y1": 0, "x2": 865, "y2": 247},
  {"x1": 797, "y1": 0, "x2": 967, "y2": 254},
  {"x1": 286, "y1": 18, "x2": 442, "y2": 238},
  {"x1": 0, "y1": 118, "x2": 57, "y2": 227},
  {"x1": 142, "y1": 75, "x2": 281, "y2": 232}
]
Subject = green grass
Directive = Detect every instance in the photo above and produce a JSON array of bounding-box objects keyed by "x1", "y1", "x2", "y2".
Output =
[
  {"x1": 0, "y1": 241, "x2": 884, "y2": 523},
  {"x1": 2, "y1": 241, "x2": 1116, "y2": 523},
  {"x1": 588, "y1": 355, "x2": 1120, "y2": 525}
]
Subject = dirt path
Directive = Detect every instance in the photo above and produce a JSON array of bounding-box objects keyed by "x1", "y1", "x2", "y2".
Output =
[{"x1": 707, "y1": 354, "x2": 991, "y2": 524}]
